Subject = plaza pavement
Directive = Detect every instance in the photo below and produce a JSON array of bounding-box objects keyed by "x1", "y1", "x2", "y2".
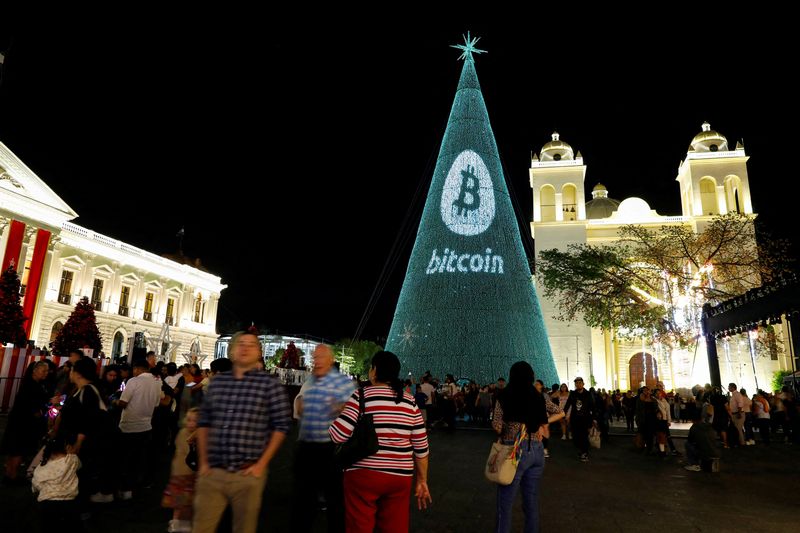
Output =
[{"x1": 1, "y1": 416, "x2": 798, "y2": 532}]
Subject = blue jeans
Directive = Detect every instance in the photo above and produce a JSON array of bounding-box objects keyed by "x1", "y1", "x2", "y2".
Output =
[{"x1": 496, "y1": 439, "x2": 544, "y2": 533}]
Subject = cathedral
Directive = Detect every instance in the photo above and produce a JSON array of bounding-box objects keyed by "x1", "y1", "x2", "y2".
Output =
[{"x1": 530, "y1": 123, "x2": 790, "y2": 392}]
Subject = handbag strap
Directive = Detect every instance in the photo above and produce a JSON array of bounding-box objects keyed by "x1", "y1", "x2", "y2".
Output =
[{"x1": 357, "y1": 386, "x2": 366, "y2": 419}]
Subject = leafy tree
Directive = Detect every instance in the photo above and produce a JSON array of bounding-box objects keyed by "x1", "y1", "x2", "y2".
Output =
[
  {"x1": 52, "y1": 296, "x2": 103, "y2": 356},
  {"x1": 0, "y1": 266, "x2": 27, "y2": 346},
  {"x1": 537, "y1": 213, "x2": 792, "y2": 347},
  {"x1": 772, "y1": 369, "x2": 793, "y2": 392},
  {"x1": 334, "y1": 339, "x2": 383, "y2": 379}
]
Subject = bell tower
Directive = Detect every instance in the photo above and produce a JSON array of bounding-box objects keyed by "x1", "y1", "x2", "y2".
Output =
[
  {"x1": 530, "y1": 132, "x2": 587, "y2": 231},
  {"x1": 677, "y1": 122, "x2": 753, "y2": 219}
]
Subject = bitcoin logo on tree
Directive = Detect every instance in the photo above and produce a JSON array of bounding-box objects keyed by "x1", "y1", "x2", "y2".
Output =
[{"x1": 440, "y1": 150, "x2": 495, "y2": 236}]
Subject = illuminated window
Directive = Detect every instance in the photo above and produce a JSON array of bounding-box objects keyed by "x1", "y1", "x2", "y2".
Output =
[
  {"x1": 699, "y1": 178, "x2": 718, "y2": 215},
  {"x1": 165, "y1": 298, "x2": 175, "y2": 325},
  {"x1": 91, "y1": 279, "x2": 104, "y2": 311},
  {"x1": 143, "y1": 292, "x2": 154, "y2": 321},
  {"x1": 58, "y1": 270, "x2": 73, "y2": 305},
  {"x1": 540, "y1": 185, "x2": 556, "y2": 222},
  {"x1": 119, "y1": 286, "x2": 130, "y2": 317},
  {"x1": 194, "y1": 294, "x2": 203, "y2": 323}
]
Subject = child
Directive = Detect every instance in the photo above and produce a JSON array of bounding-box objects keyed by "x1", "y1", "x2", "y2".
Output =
[
  {"x1": 31, "y1": 434, "x2": 82, "y2": 533},
  {"x1": 163, "y1": 407, "x2": 199, "y2": 533}
]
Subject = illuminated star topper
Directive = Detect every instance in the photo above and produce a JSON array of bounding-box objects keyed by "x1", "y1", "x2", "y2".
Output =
[{"x1": 451, "y1": 31, "x2": 486, "y2": 62}]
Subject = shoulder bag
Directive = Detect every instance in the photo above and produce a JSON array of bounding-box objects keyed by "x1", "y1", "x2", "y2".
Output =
[
  {"x1": 334, "y1": 387, "x2": 379, "y2": 468},
  {"x1": 484, "y1": 423, "x2": 526, "y2": 485}
]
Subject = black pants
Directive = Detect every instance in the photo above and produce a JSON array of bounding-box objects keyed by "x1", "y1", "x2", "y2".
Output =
[
  {"x1": 571, "y1": 417, "x2": 591, "y2": 455},
  {"x1": 119, "y1": 430, "x2": 152, "y2": 492},
  {"x1": 40, "y1": 499, "x2": 82, "y2": 533},
  {"x1": 293, "y1": 441, "x2": 344, "y2": 533}
]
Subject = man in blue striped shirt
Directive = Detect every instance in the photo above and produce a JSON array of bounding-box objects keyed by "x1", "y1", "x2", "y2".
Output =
[
  {"x1": 294, "y1": 344, "x2": 355, "y2": 533},
  {"x1": 194, "y1": 331, "x2": 291, "y2": 533}
]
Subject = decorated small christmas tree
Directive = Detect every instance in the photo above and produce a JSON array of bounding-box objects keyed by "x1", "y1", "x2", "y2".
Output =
[
  {"x1": 0, "y1": 265, "x2": 28, "y2": 346},
  {"x1": 52, "y1": 296, "x2": 103, "y2": 356},
  {"x1": 386, "y1": 34, "x2": 559, "y2": 385},
  {"x1": 278, "y1": 341, "x2": 302, "y2": 369}
]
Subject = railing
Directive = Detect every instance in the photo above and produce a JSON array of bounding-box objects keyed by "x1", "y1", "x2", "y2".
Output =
[
  {"x1": 58, "y1": 293, "x2": 72, "y2": 305},
  {"x1": 118, "y1": 306, "x2": 129, "y2": 317}
]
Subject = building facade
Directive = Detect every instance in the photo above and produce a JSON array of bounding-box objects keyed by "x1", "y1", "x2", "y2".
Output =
[
  {"x1": 0, "y1": 140, "x2": 225, "y2": 364},
  {"x1": 530, "y1": 123, "x2": 790, "y2": 392}
]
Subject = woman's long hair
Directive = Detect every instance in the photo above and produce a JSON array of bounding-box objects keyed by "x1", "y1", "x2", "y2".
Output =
[
  {"x1": 498, "y1": 361, "x2": 539, "y2": 428},
  {"x1": 370, "y1": 351, "x2": 404, "y2": 404}
]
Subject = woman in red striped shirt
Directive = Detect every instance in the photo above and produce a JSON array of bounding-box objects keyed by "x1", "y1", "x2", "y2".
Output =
[{"x1": 329, "y1": 351, "x2": 431, "y2": 532}]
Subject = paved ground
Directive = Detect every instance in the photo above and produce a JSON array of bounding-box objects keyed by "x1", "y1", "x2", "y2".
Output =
[{"x1": 1, "y1": 415, "x2": 798, "y2": 532}]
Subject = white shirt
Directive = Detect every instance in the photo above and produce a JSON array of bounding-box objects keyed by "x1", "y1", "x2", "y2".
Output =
[
  {"x1": 164, "y1": 375, "x2": 180, "y2": 389},
  {"x1": 419, "y1": 383, "x2": 435, "y2": 406},
  {"x1": 729, "y1": 390, "x2": 744, "y2": 414},
  {"x1": 119, "y1": 372, "x2": 163, "y2": 433},
  {"x1": 32, "y1": 454, "x2": 81, "y2": 502}
]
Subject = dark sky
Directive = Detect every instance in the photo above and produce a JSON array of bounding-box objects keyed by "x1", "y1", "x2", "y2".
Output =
[{"x1": 1, "y1": 10, "x2": 796, "y2": 344}]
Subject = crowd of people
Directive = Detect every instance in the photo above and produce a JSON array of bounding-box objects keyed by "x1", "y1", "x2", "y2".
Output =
[{"x1": 2, "y1": 339, "x2": 799, "y2": 533}]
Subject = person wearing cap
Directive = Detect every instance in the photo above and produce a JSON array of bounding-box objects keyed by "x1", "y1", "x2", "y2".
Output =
[{"x1": 563, "y1": 377, "x2": 596, "y2": 463}]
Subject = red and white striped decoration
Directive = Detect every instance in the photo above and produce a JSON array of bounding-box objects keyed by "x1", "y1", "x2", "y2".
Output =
[{"x1": 0, "y1": 346, "x2": 108, "y2": 412}]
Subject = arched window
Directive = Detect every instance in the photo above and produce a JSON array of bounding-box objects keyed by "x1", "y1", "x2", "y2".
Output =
[
  {"x1": 112, "y1": 331, "x2": 125, "y2": 358},
  {"x1": 724, "y1": 176, "x2": 743, "y2": 214},
  {"x1": 562, "y1": 184, "x2": 577, "y2": 221},
  {"x1": 699, "y1": 178, "x2": 718, "y2": 215},
  {"x1": 540, "y1": 185, "x2": 556, "y2": 222},
  {"x1": 49, "y1": 322, "x2": 63, "y2": 345}
]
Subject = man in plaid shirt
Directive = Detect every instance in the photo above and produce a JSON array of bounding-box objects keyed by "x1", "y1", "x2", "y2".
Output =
[{"x1": 194, "y1": 331, "x2": 291, "y2": 533}]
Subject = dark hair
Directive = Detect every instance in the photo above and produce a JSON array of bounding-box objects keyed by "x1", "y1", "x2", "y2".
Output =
[
  {"x1": 41, "y1": 433, "x2": 77, "y2": 466},
  {"x1": 210, "y1": 358, "x2": 232, "y2": 374},
  {"x1": 132, "y1": 359, "x2": 150, "y2": 370},
  {"x1": 72, "y1": 357, "x2": 98, "y2": 381},
  {"x1": 370, "y1": 351, "x2": 403, "y2": 403},
  {"x1": 68, "y1": 349, "x2": 84, "y2": 360},
  {"x1": 166, "y1": 362, "x2": 178, "y2": 376},
  {"x1": 498, "y1": 361, "x2": 539, "y2": 428}
]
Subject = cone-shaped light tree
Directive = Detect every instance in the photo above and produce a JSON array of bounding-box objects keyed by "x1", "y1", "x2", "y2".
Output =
[
  {"x1": 52, "y1": 296, "x2": 103, "y2": 356},
  {"x1": 386, "y1": 34, "x2": 559, "y2": 386},
  {"x1": 0, "y1": 265, "x2": 28, "y2": 346}
]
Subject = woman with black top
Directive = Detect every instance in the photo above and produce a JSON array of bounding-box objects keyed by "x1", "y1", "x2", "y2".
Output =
[
  {"x1": 1, "y1": 361, "x2": 50, "y2": 483},
  {"x1": 492, "y1": 361, "x2": 563, "y2": 533},
  {"x1": 55, "y1": 357, "x2": 115, "y2": 504}
]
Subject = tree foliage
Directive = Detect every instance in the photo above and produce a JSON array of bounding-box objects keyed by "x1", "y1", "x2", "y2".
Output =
[
  {"x1": 0, "y1": 266, "x2": 27, "y2": 346},
  {"x1": 537, "y1": 213, "x2": 792, "y2": 346},
  {"x1": 333, "y1": 339, "x2": 383, "y2": 379},
  {"x1": 52, "y1": 296, "x2": 103, "y2": 355}
]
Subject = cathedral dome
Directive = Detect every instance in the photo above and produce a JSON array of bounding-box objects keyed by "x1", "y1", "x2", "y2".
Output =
[
  {"x1": 539, "y1": 132, "x2": 575, "y2": 162},
  {"x1": 690, "y1": 122, "x2": 729, "y2": 152},
  {"x1": 586, "y1": 183, "x2": 621, "y2": 219}
]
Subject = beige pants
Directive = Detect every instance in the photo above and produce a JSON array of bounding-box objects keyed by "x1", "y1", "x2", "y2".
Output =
[{"x1": 193, "y1": 467, "x2": 268, "y2": 533}]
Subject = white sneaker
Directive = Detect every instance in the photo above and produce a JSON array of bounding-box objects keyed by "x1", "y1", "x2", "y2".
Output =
[
  {"x1": 117, "y1": 490, "x2": 133, "y2": 501},
  {"x1": 89, "y1": 492, "x2": 114, "y2": 503},
  {"x1": 684, "y1": 464, "x2": 701, "y2": 472},
  {"x1": 561, "y1": 435, "x2": 567, "y2": 440}
]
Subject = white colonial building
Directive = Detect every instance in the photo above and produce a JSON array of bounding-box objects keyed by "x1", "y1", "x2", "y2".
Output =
[
  {"x1": 530, "y1": 123, "x2": 791, "y2": 392},
  {"x1": 0, "y1": 140, "x2": 225, "y2": 364}
]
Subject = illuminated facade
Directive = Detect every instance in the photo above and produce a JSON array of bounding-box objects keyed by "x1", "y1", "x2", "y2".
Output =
[
  {"x1": 0, "y1": 140, "x2": 226, "y2": 364},
  {"x1": 531, "y1": 123, "x2": 790, "y2": 392}
]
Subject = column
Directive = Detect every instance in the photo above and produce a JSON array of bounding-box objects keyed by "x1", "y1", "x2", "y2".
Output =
[
  {"x1": 716, "y1": 185, "x2": 727, "y2": 215},
  {"x1": 2, "y1": 219, "x2": 26, "y2": 272},
  {"x1": 555, "y1": 193, "x2": 564, "y2": 222},
  {"x1": 22, "y1": 229, "x2": 51, "y2": 337}
]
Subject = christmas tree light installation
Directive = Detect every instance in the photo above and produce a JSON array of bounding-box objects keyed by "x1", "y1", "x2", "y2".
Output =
[{"x1": 386, "y1": 34, "x2": 559, "y2": 385}]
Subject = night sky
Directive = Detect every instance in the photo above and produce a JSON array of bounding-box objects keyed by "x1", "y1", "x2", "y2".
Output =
[{"x1": 1, "y1": 10, "x2": 795, "y2": 344}]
